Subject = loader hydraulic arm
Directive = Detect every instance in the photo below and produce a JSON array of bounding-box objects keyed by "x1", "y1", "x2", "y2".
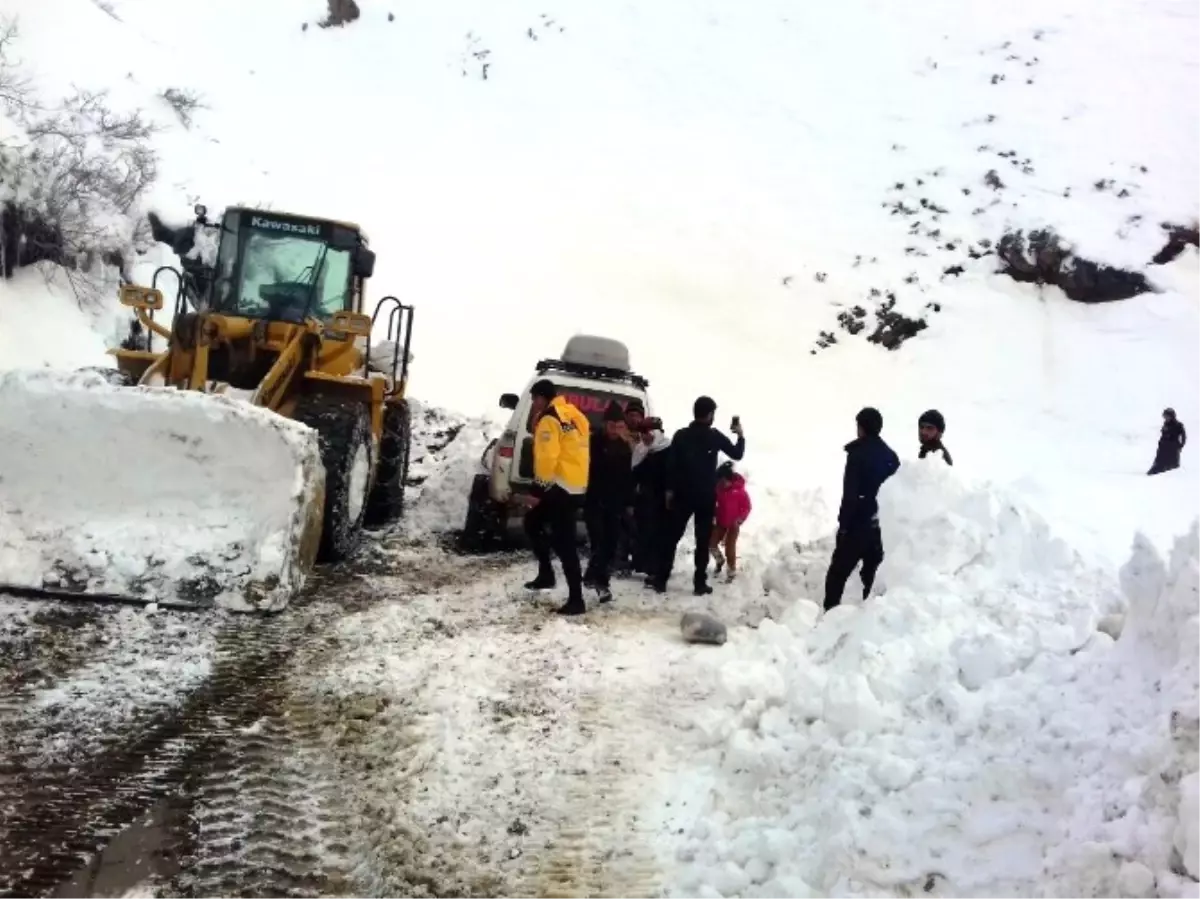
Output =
[{"x1": 251, "y1": 324, "x2": 311, "y2": 411}]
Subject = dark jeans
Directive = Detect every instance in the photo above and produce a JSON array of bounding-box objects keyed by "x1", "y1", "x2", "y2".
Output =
[
  {"x1": 824, "y1": 523, "x2": 885, "y2": 610},
  {"x1": 584, "y1": 504, "x2": 622, "y2": 588},
  {"x1": 525, "y1": 487, "x2": 583, "y2": 599},
  {"x1": 658, "y1": 495, "x2": 716, "y2": 587}
]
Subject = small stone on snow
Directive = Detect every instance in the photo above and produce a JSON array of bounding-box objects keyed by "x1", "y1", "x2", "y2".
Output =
[{"x1": 682, "y1": 611, "x2": 727, "y2": 645}]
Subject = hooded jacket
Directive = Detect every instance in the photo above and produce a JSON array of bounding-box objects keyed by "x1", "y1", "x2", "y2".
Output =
[
  {"x1": 634, "y1": 431, "x2": 671, "y2": 499},
  {"x1": 838, "y1": 435, "x2": 900, "y2": 529},
  {"x1": 532, "y1": 396, "x2": 590, "y2": 497},
  {"x1": 715, "y1": 473, "x2": 752, "y2": 529}
]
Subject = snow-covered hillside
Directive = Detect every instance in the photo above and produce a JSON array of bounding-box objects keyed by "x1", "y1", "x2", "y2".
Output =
[{"x1": 0, "y1": 0, "x2": 1196, "y2": 895}]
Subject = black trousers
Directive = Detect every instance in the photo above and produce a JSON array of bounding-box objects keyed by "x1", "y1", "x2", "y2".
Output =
[
  {"x1": 631, "y1": 495, "x2": 666, "y2": 574},
  {"x1": 525, "y1": 487, "x2": 583, "y2": 598},
  {"x1": 824, "y1": 523, "x2": 885, "y2": 610},
  {"x1": 584, "y1": 504, "x2": 622, "y2": 588},
  {"x1": 1148, "y1": 445, "x2": 1181, "y2": 475},
  {"x1": 658, "y1": 495, "x2": 716, "y2": 586}
]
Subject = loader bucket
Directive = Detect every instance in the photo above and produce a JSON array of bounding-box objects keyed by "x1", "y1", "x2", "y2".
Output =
[{"x1": 0, "y1": 369, "x2": 325, "y2": 612}]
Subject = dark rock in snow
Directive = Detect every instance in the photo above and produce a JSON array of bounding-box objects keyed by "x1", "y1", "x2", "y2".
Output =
[
  {"x1": 681, "y1": 612, "x2": 727, "y2": 646},
  {"x1": 1151, "y1": 223, "x2": 1199, "y2": 265},
  {"x1": 868, "y1": 298, "x2": 928, "y2": 349},
  {"x1": 996, "y1": 229, "x2": 1152, "y2": 303},
  {"x1": 319, "y1": 0, "x2": 361, "y2": 28}
]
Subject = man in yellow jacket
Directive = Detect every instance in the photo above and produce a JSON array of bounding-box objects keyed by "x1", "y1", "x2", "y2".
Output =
[{"x1": 524, "y1": 379, "x2": 590, "y2": 615}]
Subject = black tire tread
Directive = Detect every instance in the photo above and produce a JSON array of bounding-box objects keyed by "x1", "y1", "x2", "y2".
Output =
[
  {"x1": 291, "y1": 394, "x2": 372, "y2": 562},
  {"x1": 366, "y1": 400, "x2": 411, "y2": 526}
]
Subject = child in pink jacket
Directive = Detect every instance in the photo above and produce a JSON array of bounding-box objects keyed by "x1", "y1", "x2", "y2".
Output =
[{"x1": 711, "y1": 462, "x2": 752, "y2": 582}]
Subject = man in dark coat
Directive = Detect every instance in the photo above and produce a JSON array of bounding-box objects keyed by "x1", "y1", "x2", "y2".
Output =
[
  {"x1": 825, "y1": 407, "x2": 901, "y2": 611},
  {"x1": 917, "y1": 409, "x2": 953, "y2": 465},
  {"x1": 631, "y1": 418, "x2": 670, "y2": 575},
  {"x1": 1148, "y1": 408, "x2": 1187, "y2": 475},
  {"x1": 649, "y1": 396, "x2": 745, "y2": 596},
  {"x1": 583, "y1": 401, "x2": 634, "y2": 603}
]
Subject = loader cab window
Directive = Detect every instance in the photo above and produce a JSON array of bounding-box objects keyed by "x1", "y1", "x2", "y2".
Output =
[{"x1": 233, "y1": 230, "x2": 352, "y2": 323}]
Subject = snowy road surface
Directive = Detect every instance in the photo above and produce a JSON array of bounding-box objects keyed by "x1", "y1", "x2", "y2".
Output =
[
  {"x1": 0, "y1": 534, "x2": 699, "y2": 898},
  {"x1": 2, "y1": 468, "x2": 1197, "y2": 898}
]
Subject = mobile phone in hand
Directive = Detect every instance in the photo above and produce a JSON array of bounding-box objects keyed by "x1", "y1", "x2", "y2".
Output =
[{"x1": 731, "y1": 415, "x2": 741, "y2": 430}]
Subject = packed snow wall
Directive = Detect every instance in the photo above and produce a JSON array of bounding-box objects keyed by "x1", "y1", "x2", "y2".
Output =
[{"x1": 0, "y1": 369, "x2": 325, "y2": 611}]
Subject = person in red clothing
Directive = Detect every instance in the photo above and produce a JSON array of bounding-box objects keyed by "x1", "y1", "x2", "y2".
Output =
[{"x1": 710, "y1": 462, "x2": 751, "y2": 582}]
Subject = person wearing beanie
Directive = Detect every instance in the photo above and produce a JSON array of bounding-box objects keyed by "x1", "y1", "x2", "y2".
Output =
[
  {"x1": 917, "y1": 409, "x2": 953, "y2": 465},
  {"x1": 1148, "y1": 407, "x2": 1187, "y2": 475},
  {"x1": 825, "y1": 406, "x2": 900, "y2": 611},
  {"x1": 630, "y1": 417, "x2": 671, "y2": 575},
  {"x1": 582, "y1": 401, "x2": 635, "y2": 602},
  {"x1": 523, "y1": 379, "x2": 591, "y2": 616},
  {"x1": 649, "y1": 394, "x2": 745, "y2": 596}
]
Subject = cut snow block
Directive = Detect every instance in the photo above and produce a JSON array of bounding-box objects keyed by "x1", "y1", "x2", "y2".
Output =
[
  {"x1": 0, "y1": 369, "x2": 324, "y2": 611},
  {"x1": 681, "y1": 611, "x2": 727, "y2": 646}
]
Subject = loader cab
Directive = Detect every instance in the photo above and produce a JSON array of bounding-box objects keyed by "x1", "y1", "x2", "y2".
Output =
[{"x1": 212, "y1": 208, "x2": 376, "y2": 324}]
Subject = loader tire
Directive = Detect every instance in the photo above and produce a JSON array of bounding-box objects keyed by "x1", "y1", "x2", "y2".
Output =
[
  {"x1": 366, "y1": 400, "x2": 411, "y2": 526},
  {"x1": 292, "y1": 396, "x2": 373, "y2": 563}
]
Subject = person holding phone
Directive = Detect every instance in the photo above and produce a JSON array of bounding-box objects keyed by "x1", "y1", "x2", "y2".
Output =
[{"x1": 648, "y1": 395, "x2": 745, "y2": 596}]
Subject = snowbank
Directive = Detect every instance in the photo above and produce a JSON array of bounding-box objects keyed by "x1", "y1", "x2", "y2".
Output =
[
  {"x1": 399, "y1": 401, "x2": 501, "y2": 537},
  {"x1": 660, "y1": 464, "x2": 1199, "y2": 897},
  {"x1": 0, "y1": 369, "x2": 324, "y2": 611}
]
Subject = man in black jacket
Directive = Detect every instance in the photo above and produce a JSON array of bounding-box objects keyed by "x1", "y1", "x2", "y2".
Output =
[
  {"x1": 649, "y1": 396, "x2": 745, "y2": 596},
  {"x1": 825, "y1": 407, "x2": 900, "y2": 611},
  {"x1": 1148, "y1": 408, "x2": 1187, "y2": 475},
  {"x1": 583, "y1": 402, "x2": 634, "y2": 603},
  {"x1": 917, "y1": 409, "x2": 953, "y2": 465}
]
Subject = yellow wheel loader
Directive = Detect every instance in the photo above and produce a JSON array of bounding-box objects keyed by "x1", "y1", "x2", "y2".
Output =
[{"x1": 0, "y1": 206, "x2": 414, "y2": 611}]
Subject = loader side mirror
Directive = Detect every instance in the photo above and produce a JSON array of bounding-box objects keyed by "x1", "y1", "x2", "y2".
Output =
[
  {"x1": 353, "y1": 247, "x2": 376, "y2": 279},
  {"x1": 329, "y1": 310, "x2": 373, "y2": 337},
  {"x1": 119, "y1": 285, "x2": 164, "y2": 311},
  {"x1": 499, "y1": 393, "x2": 519, "y2": 410}
]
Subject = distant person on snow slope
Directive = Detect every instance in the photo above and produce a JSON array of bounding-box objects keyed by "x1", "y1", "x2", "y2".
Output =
[
  {"x1": 917, "y1": 409, "x2": 953, "y2": 465},
  {"x1": 523, "y1": 380, "x2": 590, "y2": 616},
  {"x1": 1148, "y1": 407, "x2": 1187, "y2": 475},
  {"x1": 650, "y1": 396, "x2": 745, "y2": 596},
  {"x1": 825, "y1": 407, "x2": 900, "y2": 612}
]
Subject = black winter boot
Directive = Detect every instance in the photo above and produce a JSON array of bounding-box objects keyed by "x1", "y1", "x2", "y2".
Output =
[
  {"x1": 525, "y1": 570, "x2": 556, "y2": 591},
  {"x1": 556, "y1": 595, "x2": 586, "y2": 616}
]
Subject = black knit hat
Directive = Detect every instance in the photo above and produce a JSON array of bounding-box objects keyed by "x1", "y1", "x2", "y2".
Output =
[
  {"x1": 856, "y1": 407, "x2": 883, "y2": 436},
  {"x1": 918, "y1": 409, "x2": 946, "y2": 433},
  {"x1": 625, "y1": 397, "x2": 645, "y2": 414},
  {"x1": 604, "y1": 401, "x2": 625, "y2": 422},
  {"x1": 530, "y1": 379, "x2": 556, "y2": 400},
  {"x1": 693, "y1": 395, "x2": 717, "y2": 419}
]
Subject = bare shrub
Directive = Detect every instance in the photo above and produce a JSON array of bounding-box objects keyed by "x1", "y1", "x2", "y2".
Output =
[
  {"x1": 160, "y1": 86, "x2": 206, "y2": 129},
  {"x1": 0, "y1": 18, "x2": 159, "y2": 306}
]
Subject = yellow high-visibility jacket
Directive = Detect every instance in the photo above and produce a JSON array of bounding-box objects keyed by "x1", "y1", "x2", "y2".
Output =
[{"x1": 532, "y1": 396, "x2": 590, "y2": 497}]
